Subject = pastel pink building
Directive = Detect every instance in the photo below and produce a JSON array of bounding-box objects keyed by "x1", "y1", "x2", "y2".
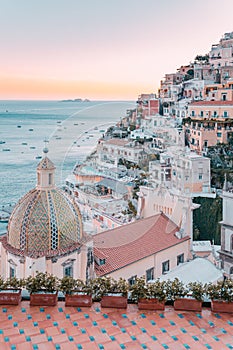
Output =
[
  {"x1": 204, "y1": 81, "x2": 233, "y2": 101},
  {"x1": 186, "y1": 100, "x2": 233, "y2": 151},
  {"x1": 209, "y1": 32, "x2": 233, "y2": 69},
  {"x1": 137, "y1": 94, "x2": 159, "y2": 117}
]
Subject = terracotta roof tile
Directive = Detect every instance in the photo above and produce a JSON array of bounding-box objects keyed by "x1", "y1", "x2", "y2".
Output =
[
  {"x1": 190, "y1": 100, "x2": 233, "y2": 106},
  {"x1": 94, "y1": 213, "x2": 189, "y2": 276}
]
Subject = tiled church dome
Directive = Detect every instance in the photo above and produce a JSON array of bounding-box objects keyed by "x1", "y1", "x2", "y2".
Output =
[{"x1": 7, "y1": 149, "x2": 83, "y2": 257}]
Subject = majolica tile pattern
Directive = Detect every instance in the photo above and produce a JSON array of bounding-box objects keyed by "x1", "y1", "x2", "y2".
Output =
[
  {"x1": 0, "y1": 302, "x2": 233, "y2": 349},
  {"x1": 7, "y1": 188, "x2": 82, "y2": 257}
]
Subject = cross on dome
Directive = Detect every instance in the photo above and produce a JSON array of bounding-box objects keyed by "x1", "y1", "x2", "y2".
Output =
[
  {"x1": 43, "y1": 138, "x2": 49, "y2": 154},
  {"x1": 37, "y1": 140, "x2": 56, "y2": 189}
]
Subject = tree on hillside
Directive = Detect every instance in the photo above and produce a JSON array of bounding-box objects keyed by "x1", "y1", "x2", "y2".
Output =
[{"x1": 193, "y1": 196, "x2": 222, "y2": 244}]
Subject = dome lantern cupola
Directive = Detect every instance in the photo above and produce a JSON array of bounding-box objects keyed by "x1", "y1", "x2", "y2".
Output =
[{"x1": 36, "y1": 147, "x2": 56, "y2": 190}]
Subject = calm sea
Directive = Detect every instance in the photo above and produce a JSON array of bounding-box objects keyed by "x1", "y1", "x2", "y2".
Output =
[{"x1": 0, "y1": 100, "x2": 134, "y2": 233}]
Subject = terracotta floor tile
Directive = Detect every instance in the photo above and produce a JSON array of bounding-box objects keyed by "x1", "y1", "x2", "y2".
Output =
[
  {"x1": 3, "y1": 328, "x2": 20, "y2": 337},
  {"x1": 16, "y1": 342, "x2": 34, "y2": 350},
  {"x1": 24, "y1": 326, "x2": 40, "y2": 336},
  {"x1": 50, "y1": 333, "x2": 69, "y2": 343},
  {"x1": 0, "y1": 302, "x2": 232, "y2": 349},
  {"x1": 218, "y1": 333, "x2": 233, "y2": 342},
  {"x1": 72, "y1": 333, "x2": 90, "y2": 343},
  {"x1": 8, "y1": 334, "x2": 26, "y2": 344},
  {"x1": 17, "y1": 320, "x2": 35, "y2": 328},
  {"x1": 0, "y1": 344, "x2": 10, "y2": 350},
  {"x1": 130, "y1": 332, "x2": 152, "y2": 343},
  {"x1": 37, "y1": 320, "x2": 54, "y2": 328},
  {"x1": 0, "y1": 335, "x2": 5, "y2": 343},
  {"x1": 66, "y1": 327, "x2": 80, "y2": 337},
  {"x1": 156, "y1": 333, "x2": 174, "y2": 344},
  {"x1": 0, "y1": 321, "x2": 14, "y2": 330},
  {"x1": 80, "y1": 341, "x2": 100, "y2": 350},
  {"x1": 85, "y1": 332, "x2": 109, "y2": 343},
  {"x1": 45, "y1": 326, "x2": 60, "y2": 336},
  {"x1": 104, "y1": 325, "x2": 121, "y2": 334},
  {"x1": 30, "y1": 334, "x2": 49, "y2": 344},
  {"x1": 115, "y1": 333, "x2": 133, "y2": 343},
  {"x1": 35, "y1": 342, "x2": 55, "y2": 350},
  {"x1": 101, "y1": 342, "x2": 124, "y2": 350},
  {"x1": 57, "y1": 343, "x2": 79, "y2": 350},
  {"x1": 153, "y1": 341, "x2": 171, "y2": 349},
  {"x1": 205, "y1": 341, "x2": 226, "y2": 350}
]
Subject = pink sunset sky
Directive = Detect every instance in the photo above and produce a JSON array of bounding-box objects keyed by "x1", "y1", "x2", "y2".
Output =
[{"x1": 1, "y1": 0, "x2": 233, "y2": 100}]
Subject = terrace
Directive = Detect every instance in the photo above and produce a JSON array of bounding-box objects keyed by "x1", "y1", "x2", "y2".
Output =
[{"x1": 0, "y1": 302, "x2": 233, "y2": 349}]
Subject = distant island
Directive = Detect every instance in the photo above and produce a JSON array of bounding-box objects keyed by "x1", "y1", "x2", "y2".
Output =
[{"x1": 60, "y1": 98, "x2": 90, "y2": 102}]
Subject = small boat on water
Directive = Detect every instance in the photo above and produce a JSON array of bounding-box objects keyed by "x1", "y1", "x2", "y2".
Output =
[
  {"x1": 2, "y1": 148, "x2": 10, "y2": 152},
  {"x1": 30, "y1": 146, "x2": 36, "y2": 149},
  {"x1": 22, "y1": 142, "x2": 27, "y2": 145},
  {"x1": 0, "y1": 141, "x2": 6, "y2": 144},
  {"x1": 17, "y1": 125, "x2": 21, "y2": 128},
  {"x1": 0, "y1": 215, "x2": 9, "y2": 223},
  {"x1": 29, "y1": 128, "x2": 33, "y2": 131},
  {"x1": 35, "y1": 155, "x2": 42, "y2": 160}
]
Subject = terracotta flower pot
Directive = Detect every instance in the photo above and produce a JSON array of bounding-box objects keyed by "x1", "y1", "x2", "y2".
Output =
[
  {"x1": 0, "y1": 289, "x2": 21, "y2": 305},
  {"x1": 30, "y1": 292, "x2": 58, "y2": 306},
  {"x1": 211, "y1": 300, "x2": 233, "y2": 313},
  {"x1": 65, "y1": 294, "x2": 92, "y2": 307},
  {"x1": 138, "y1": 298, "x2": 165, "y2": 310},
  {"x1": 100, "y1": 295, "x2": 127, "y2": 309},
  {"x1": 174, "y1": 298, "x2": 202, "y2": 312}
]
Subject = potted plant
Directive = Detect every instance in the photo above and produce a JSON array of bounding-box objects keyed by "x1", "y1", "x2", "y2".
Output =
[
  {"x1": 206, "y1": 279, "x2": 233, "y2": 313},
  {"x1": 133, "y1": 278, "x2": 167, "y2": 311},
  {"x1": 25, "y1": 272, "x2": 59, "y2": 306},
  {"x1": 166, "y1": 278, "x2": 204, "y2": 312},
  {"x1": 59, "y1": 276, "x2": 92, "y2": 307},
  {"x1": 130, "y1": 277, "x2": 167, "y2": 310},
  {"x1": 166, "y1": 278, "x2": 187, "y2": 302},
  {"x1": 0, "y1": 277, "x2": 23, "y2": 305},
  {"x1": 89, "y1": 277, "x2": 107, "y2": 302},
  {"x1": 173, "y1": 281, "x2": 204, "y2": 312},
  {"x1": 129, "y1": 276, "x2": 149, "y2": 304},
  {"x1": 167, "y1": 278, "x2": 204, "y2": 312},
  {"x1": 92, "y1": 277, "x2": 128, "y2": 308}
]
